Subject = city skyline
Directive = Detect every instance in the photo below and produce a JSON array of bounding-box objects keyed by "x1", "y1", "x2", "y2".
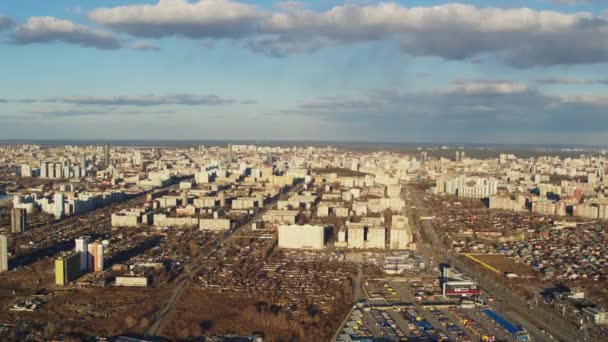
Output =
[{"x1": 2, "y1": 0, "x2": 608, "y2": 143}]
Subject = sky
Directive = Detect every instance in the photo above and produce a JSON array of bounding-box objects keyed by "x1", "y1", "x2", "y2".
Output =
[{"x1": 1, "y1": 0, "x2": 608, "y2": 144}]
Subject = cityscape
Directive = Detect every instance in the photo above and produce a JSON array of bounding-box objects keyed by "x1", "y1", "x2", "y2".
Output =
[
  {"x1": 2, "y1": 0, "x2": 608, "y2": 341},
  {"x1": 2, "y1": 143, "x2": 608, "y2": 341}
]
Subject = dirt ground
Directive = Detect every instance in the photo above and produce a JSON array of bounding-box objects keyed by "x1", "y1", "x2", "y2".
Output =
[
  {"x1": 0, "y1": 286, "x2": 171, "y2": 337},
  {"x1": 466, "y1": 254, "x2": 550, "y2": 297},
  {"x1": 474, "y1": 254, "x2": 537, "y2": 277},
  {"x1": 159, "y1": 286, "x2": 351, "y2": 341}
]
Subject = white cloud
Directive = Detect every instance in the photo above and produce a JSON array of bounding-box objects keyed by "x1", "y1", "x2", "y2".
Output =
[
  {"x1": 12, "y1": 16, "x2": 121, "y2": 50},
  {"x1": 86, "y1": 1, "x2": 608, "y2": 67},
  {"x1": 446, "y1": 80, "x2": 534, "y2": 95},
  {"x1": 89, "y1": 0, "x2": 263, "y2": 39},
  {"x1": 132, "y1": 41, "x2": 160, "y2": 51},
  {"x1": 556, "y1": 94, "x2": 608, "y2": 105},
  {"x1": 44, "y1": 93, "x2": 247, "y2": 106},
  {"x1": 1, "y1": 93, "x2": 255, "y2": 106},
  {"x1": 255, "y1": 3, "x2": 608, "y2": 66},
  {"x1": 535, "y1": 78, "x2": 608, "y2": 85}
]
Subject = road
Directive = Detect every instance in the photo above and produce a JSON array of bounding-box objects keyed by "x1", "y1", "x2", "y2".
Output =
[
  {"x1": 408, "y1": 187, "x2": 580, "y2": 342},
  {"x1": 146, "y1": 182, "x2": 304, "y2": 337}
]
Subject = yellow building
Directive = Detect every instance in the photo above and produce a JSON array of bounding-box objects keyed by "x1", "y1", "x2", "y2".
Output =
[{"x1": 55, "y1": 253, "x2": 81, "y2": 285}]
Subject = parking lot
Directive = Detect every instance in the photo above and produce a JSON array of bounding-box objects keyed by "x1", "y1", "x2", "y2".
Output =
[{"x1": 335, "y1": 273, "x2": 533, "y2": 341}]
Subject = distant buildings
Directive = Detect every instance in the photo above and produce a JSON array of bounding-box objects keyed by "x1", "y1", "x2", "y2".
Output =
[
  {"x1": 13, "y1": 190, "x2": 126, "y2": 219},
  {"x1": 11, "y1": 208, "x2": 27, "y2": 233},
  {"x1": 103, "y1": 144, "x2": 110, "y2": 168},
  {"x1": 437, "y1": 175, "x2": 498, "y2": 199},
  {"x1": 0, "y1": 235, "x2": 8, "y2": 273},
  {"x1": 489, "y1": 195, "x2": 526, "y2": 212},
  {"x1": 455, "y1": 150, "x2": 466, "y2": 162},
  {"x1": 37, "y1": 161, "x2": 85, "y2": 179},
  {"x1": 20, "y1": 164, "x2": 32, "y2": 177}
]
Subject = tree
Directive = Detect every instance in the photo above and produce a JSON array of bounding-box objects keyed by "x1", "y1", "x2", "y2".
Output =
[
  {"x1": 43, "y1": 323, "x2": 56, "y2": 339},
  {"x1": 189, "y1": 240, "x2": 202, "y2": 258},
  {"x1": 125, "y1": 315, "x2": 136, "y2": 329},
  {"x1": 139, "y1": 317, "x2": 150, "y2": 330}
]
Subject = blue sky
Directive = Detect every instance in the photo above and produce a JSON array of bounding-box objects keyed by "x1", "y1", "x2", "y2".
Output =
[{"x1": 1, "y1": 0, "x2": 608, "y2": 144}]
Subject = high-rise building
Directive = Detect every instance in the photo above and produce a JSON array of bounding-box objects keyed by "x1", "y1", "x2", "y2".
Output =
[
  {"x1": 366, "y1": 227, "x2": 386, "y2": 249},
  {"x1": 88, "y1": 241, "x2": 104, "y2": 272},
  {"x1": 79, "y1": 153, "x2": 86, "y2": 170},
  {"x1": 21, "y1": 164, "x2": 32, "y2": 177},
  {"x1": 103, "y1": 144, "x2": 110, "y2": 167},
  {"x1": 0, "y1": 235, "x2": 8, "y2": 273},
  {"x1": 54, "y1": 192, "x2": 65, "y2": 219},
  {"x1": 278, "y1": 224, "x2": 326, "y2": 250},
  {"x1": 54, "y1": 163, "x2": 62, "y2": 179},
  {"x1": 389, "y1": 215, "x2": 411, "y2": 250},
  {"x1": 11, "y1": 208, "x2": 27, "y2": 233},
  {"x1": 40, "y1": 162, "x2": 48, "y2": 178},
  {"x1": 420, "y1": 152, "x2": 428, "y2": 162},
  {"x1": 347, "y1": 223, "x2": 365, "y2": 249},
  {"x1": 75, "y1": 236, "x2": 91, "y2": 271},
  {"x1": 55, "y1": 253, "x2": 81, "y2": 285}
]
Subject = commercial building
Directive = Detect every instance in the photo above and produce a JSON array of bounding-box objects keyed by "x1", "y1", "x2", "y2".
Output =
[
  {"x1": 11, "y1": 208, "x2": 27, "y2": 233},
  {"x1": 115, "y1": 266, "x2": 152, "y2": 287},
  {"x1": 278, "y1": 224, "x2": 327, "y2": 250},
  {"x1": 0, "y1": 235, "x2": 8, "y2": 273},
  {"x1": 115, "y1": 276, "x2": 149, "y2": 287},
  {"x1": 441, "y1": 265, "x2": 480, "y2": 298},
  {"x1": 55, "y1": 253, "x2": 81, "y2": 285}
]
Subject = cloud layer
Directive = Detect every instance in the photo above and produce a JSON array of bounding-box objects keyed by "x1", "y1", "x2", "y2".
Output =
[
  {"x1": 3, "y1": 1, "x2": 608, "y2": 67},
  {"x1": 290, "y1": 79, "x2": 608, "y2": 138},
  {"x1": 1, "y1": 93, "x2": 252, "y2": 106},
  {"x1": 12, "y1": 16, "x2": 121, "y2": 50},
  {"x1": 0, "y1": 15, "x2": 13, "y2": 30},
  {"x1": 89, "y1": 0, "x2": 263, "y2": 39},
  {"x1": 85, "y1": 0, "x2": 608, "y2": 67},
  {"x1": 132, "y1": 41, "x2": 160, "y2": 51}
]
